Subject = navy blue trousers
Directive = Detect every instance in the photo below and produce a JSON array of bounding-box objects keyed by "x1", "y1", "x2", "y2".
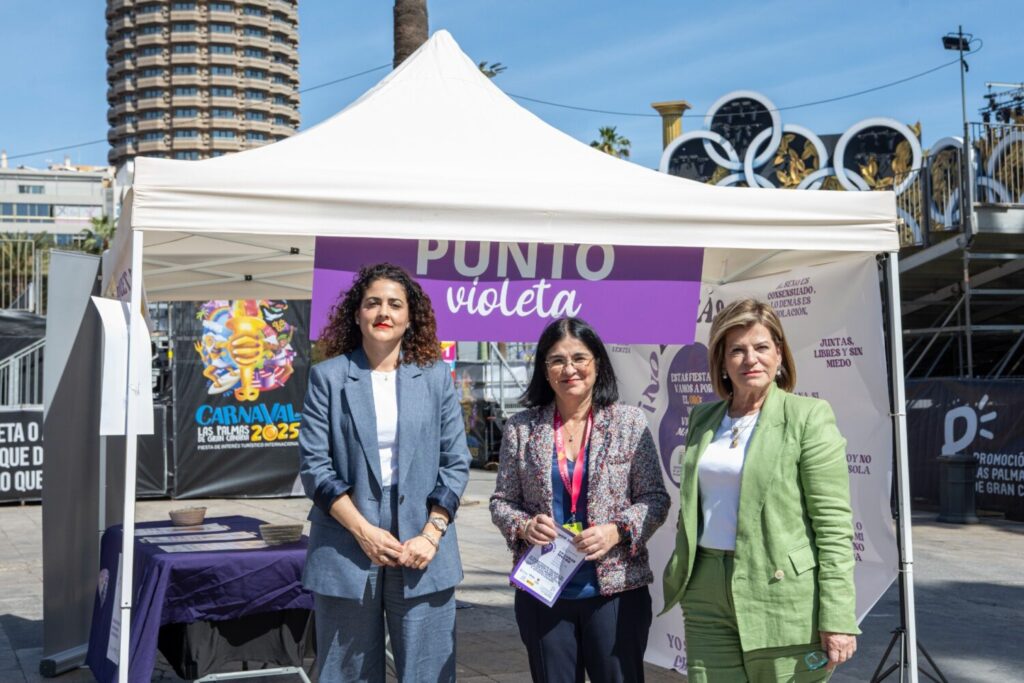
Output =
[{"x1": 514, "y1": 585, "x2": 652, "y2": 683}]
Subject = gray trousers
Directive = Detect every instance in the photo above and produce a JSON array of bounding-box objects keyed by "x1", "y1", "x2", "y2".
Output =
[{"x1": 313, "y1": 486, "x2": 456, "y2": 683}]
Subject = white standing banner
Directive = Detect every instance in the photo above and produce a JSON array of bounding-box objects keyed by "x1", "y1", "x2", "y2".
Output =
[{"x1": 610, "y1": 254, "x2": 899, "y2": 673}]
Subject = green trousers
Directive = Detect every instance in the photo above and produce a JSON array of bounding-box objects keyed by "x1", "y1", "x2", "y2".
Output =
[{"x1": 681, "y1": 548, "x2": 832, "y2": 683}]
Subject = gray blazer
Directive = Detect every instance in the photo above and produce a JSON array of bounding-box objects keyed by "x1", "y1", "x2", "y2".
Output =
[{"x1": 299, "y1": 348, "x2": 471, "y2": 599}]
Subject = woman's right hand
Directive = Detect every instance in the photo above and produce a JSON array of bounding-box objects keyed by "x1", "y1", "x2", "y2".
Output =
[
  {"x1": 354, "y1": 523, "x2": 405, "y2": 567},
  {"x1": 521, "y1": 514, "x2": 559, "y2": 546}
]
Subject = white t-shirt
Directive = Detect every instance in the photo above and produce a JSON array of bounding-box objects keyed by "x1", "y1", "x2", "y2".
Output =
[
  {"x1": 371, "y1": 369, "x2": 399, "y2": 486},
  {"x1": 697, "y1": 410, "x2": 760, "y2": 551}
]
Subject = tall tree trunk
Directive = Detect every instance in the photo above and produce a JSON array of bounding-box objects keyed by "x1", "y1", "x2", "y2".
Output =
[{"x1": 393, "y1": 0, "x2": 429, "y2": 68}]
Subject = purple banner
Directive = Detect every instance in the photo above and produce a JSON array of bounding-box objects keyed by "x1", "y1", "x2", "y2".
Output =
[{"x1": 311, "y1": 238, "x2": 703, "y2": 344}]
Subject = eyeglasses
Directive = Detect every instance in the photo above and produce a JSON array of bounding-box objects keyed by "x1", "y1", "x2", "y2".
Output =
[{"x1": 544, "y1": 355, "x2": 594, "y2": 373}]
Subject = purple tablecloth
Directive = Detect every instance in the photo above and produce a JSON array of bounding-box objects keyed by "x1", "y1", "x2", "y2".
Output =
[{"x1": 85, "y1": 516, "x2": 313, "y2": 683}]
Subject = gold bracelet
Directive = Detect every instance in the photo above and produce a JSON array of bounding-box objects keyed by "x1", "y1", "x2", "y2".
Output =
[{"x1": 418, "y1": 532, "x2": 439, "y2": 549}]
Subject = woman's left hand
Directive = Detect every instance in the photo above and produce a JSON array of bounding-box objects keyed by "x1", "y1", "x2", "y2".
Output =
[
  {"x1": 573, "y1": 523, "x2": 620, "y2": 561},
  {"x1": 400, "y1": 534, "x2": 438, "y2": 571},
  {"x1": 819, "y1": 631, "x2": 857, "y2": 670}
]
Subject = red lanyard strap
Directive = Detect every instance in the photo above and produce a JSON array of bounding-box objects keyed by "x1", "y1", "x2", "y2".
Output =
[{"x1": 553, "y1": 410, "x2": 593, "y2": 518}]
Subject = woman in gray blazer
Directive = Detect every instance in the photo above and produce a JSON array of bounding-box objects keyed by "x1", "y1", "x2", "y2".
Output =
[{"x1": 299, "y1": 263, "x2": 471, "y2": 683}]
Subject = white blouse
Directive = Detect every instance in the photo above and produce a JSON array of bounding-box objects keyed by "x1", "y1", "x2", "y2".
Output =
[
  {"x1": 371, "y1": 369, "x2": 399, "y2": 486},
  {"x1": 697, "y1": 410, "x2": 760, "y2": 551}
]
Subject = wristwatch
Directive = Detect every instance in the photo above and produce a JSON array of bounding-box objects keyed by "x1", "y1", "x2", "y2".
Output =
[{"x1": 429, "y1": 516, "x2": 449, "y2": 536}]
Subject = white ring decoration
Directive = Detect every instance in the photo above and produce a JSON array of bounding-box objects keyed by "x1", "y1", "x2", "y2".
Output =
[
  {"x1": 659, "y1": 129, "x2": 739, "y2": 175},
  {"x1": 833, "y1": 117, "x2": 922, "y2": 195},
  {"x1": 703, "y1": 90, "x2": 781, "y2": 171},
  {"x1": 743, "y1": 124, "x2": 829, "y2": 188}
]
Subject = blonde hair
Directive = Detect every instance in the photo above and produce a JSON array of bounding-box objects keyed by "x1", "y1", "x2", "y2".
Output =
[{"x1": 708, "y1": 298, "x2": 796, "y2": 399}]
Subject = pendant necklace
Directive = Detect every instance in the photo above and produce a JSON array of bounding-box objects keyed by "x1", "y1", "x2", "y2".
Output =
[{"x1": 729, "y1": 414, "x2": 758, "y2": 449}]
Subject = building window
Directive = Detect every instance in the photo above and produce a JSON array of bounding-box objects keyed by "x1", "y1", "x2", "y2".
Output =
[
  {"x1": 243, "y1": 27, "x2": 265, "y2": 37},
  {"x1": 174, "y1": 151, "x2": 201, "y2": 160},
  {"x1": 136, "y1": 4, "x2": 162, "y2": 13},
  {"x1": 210, "y1": 44, "x2": 234, "y2": 54},
  {"x1": 210, "y1": 151, "x2": 226, "y2": 157},
  {"x1": 274, "y1": 115, "x2": 287, "y2": 125},
  {"x1": 242, "y1": 5, "x2": 265, "y2": 16},
  {"x1": 172, "y1": 1, "x2": 196, "y2": 9},
  {"x1": 273, "y1": 94, "x2": 288, "y2": 104},
  {"x1": 243, "y1": 47, "x2": 265, "y2": 58},
  {"x1": 245, "y1": 111, "x2": 265, "y2": 121},
  {"x1": 174, "y1": 130, "x2": 199, "y2": 139},
  {"x1": 141, "y1": 110, "x2": 163, "y2": 119},
  {"x1": 139, "y1": 67, "x2": 164, "y2": 78},
  {"x1": 18, "y1": 185, "x2": 45, "y2": 195},
  {"x1": 245, "y1": 89, "x2": 265, "y2": 100},
  {"x1": 139, "y1": 25, "x2": 162, "y2": 35},
  {"x1": 212, "y1": 130, "x2": 237, "y2": 139},
  {"x1": 209, "y1": 2, "x2": 234, "y2": 10},
  {"x1": 211, "y1": 87, "x2": 235, "y2": 97},
  {"x1": 174, "y1": 86, "x2": 198, "y2": 96},
  {"x1": 246, "y1": 131, "x2": 267, "y2": 141},
  {"x1": 141, "y1": 132, "x2": 163, "y2": 141},
  {"x1": 211, "y1": 65, "x2": 234, "y2": 75},
  {"x1": 210, "y1": 23, "x2": 234, "y2": 33},
  {"x1": 140, "y1": 88, "x2": 163, "y2": 99},
  {"x1": 171, "y1": 23, "x2": 196, "y2": 32},
  {"x1": 212, "y1": 108, "x2": 235, "y2": 118},
  {"x1": 244, "y1": 68, "x2": 265, "y2": 79},
  {"x1": 174, "y1": 107, "x2": 198, "y2": 118},
  {"x1": 271, "y1": 34, "x2": 287, "y2": 44},
  {"x1": 140, "y1": 46, "x2": 162, "y2": 56},
  {"x1": 173, "y1": 43, "x2": 198, "y2": 53},
  {"x1": 173, "y1": 65, "x2": 197, "y2": 75},
  {"x1": 272, "y1": 74, "x2": 287, "y2": 84}
]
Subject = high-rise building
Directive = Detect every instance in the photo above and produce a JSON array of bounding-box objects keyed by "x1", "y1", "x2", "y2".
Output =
[{"x1": 105, "y1": 0, "x2": 301, "y2": 167}]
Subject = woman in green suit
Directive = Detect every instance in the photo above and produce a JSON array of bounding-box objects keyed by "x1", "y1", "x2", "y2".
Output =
[{"x1": 662, "y1": 298, "x2": 859, "y2": 682}]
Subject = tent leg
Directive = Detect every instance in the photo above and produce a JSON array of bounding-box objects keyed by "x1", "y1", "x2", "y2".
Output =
[
  {"x1": 882, "y1": 251, "x2": 919, "y2": 683},
  {"x1": 116, "y1": 230, "x2": 144, "y2": 683}
]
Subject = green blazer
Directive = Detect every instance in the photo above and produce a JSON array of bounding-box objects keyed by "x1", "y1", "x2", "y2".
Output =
[{"x1": 661, "y1": 383, "x2": 860, "y2": 651}]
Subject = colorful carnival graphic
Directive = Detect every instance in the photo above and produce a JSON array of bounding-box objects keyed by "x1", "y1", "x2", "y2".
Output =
[{"x1": 193, "y1": 300, "x2": 297, "y2": 402}]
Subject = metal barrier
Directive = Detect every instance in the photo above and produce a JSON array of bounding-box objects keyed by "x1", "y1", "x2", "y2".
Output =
[
  {"x1": 972, "y1": 121, "x2": 1024, "y2": 205},
  {"x1": 1, "y1": 238, "x2": 40, "y2": 312},
  {"x1": 894, "y1": 145, "x2": 964, "y2": 248},
  {"x1": 0, "y1": 339, "x2": 45, "y2": 407}
]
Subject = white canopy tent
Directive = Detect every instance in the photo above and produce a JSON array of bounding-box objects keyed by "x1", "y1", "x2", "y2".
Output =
[{"x1": 104, "y1": 30, "x2": 919, "y2": 683}]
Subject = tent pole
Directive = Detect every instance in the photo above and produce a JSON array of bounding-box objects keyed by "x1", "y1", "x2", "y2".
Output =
[
  {"x1": 883, "y1": 251, "x2": 919, "y2": 683},
  {"x1": 116, "y1": 229, "x2": 144, "y2": 683}
]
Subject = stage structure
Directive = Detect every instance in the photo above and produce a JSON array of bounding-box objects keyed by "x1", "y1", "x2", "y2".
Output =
[
  {"x1": 79, "y1": 31, "x2": 915, "y2": 682},
  {"x1": 658, "y1": 89, "x2": 1024, "y2": 522}
]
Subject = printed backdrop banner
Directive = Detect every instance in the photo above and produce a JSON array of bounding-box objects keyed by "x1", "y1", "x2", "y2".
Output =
[
  {"x1": 611, "y1": 255, "x2": 899, "y2": 673},
  {"x1": 907, "y1": 379, "x2": 1024, "y2": 521},
  {"x1": 310, "y1": 237, "x2": 704, "y2": 344},
  {"x1": 0, "y1": 407, "x2": 43, "y2": 502},
  {"x1": 172, "y1": 300, "x2": 310, "y2": 498}
]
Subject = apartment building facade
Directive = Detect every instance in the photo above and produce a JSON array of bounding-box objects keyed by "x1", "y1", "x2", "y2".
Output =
[{"x1": 106, "y1": 0, "x2": 300, "y2": 166}]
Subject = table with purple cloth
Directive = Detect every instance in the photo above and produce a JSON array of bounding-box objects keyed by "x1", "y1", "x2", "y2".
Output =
[{"x1": 85, "y1": 515, "x2": 314, "y2": 683}]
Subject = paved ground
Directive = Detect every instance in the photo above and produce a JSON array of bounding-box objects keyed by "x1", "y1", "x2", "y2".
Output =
[{"x1": 1, "y1": 469, "x2": 1022, "y2": 681}]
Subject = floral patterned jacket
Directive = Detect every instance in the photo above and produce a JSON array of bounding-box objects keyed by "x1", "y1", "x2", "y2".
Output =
[{"x1": 489, "y1": 402, "x2": 670, "y2": 596}]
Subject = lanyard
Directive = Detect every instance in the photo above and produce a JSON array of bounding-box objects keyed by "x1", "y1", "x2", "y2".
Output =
[{"x1": 553, "y1": 409, "x2": 593, "y2": 521}]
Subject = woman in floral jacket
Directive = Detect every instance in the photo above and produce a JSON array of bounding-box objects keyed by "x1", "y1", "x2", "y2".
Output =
[{"x1": 490, "y1": 317, "x2": 670, "y2": 683}]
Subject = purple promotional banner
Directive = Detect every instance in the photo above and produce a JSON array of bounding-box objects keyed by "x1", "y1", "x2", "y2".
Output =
[{"x1": 311, "y1": 237, "x2": 704, "y2": 344}]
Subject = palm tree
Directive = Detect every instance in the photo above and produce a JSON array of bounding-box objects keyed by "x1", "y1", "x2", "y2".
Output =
[
  {"x1": 477, "y1": 61, "x2": 507, "y2": 79},
  {"x1": 590, "y1": 126, "x2": 631, "y2": 159},
  {"x1": 78, "y1": 216, "x2": 116, "y2": 254},
  {"x1": 393, "y1": 0, "x2": 428, "y2": 68}
]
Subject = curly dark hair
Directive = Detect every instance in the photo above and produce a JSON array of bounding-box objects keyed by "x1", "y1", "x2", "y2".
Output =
[{"x1": 317, "y1": 263, "x2": 441, "y2": 366}]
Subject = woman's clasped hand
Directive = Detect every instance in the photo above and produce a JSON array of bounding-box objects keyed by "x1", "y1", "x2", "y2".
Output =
[{"x1": 521, "y1": 513, "x2": 621, "y2": 561}]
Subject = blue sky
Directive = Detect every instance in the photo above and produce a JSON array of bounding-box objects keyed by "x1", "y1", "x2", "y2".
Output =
[{"x1": 1, "y1": 0, "x2": 1022, "y2": 171}]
